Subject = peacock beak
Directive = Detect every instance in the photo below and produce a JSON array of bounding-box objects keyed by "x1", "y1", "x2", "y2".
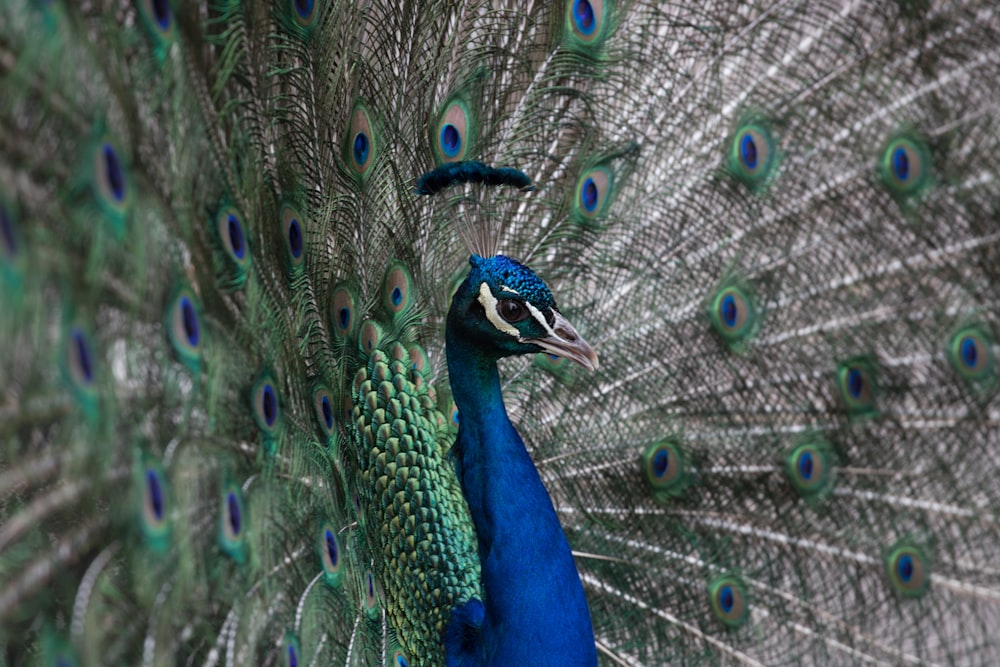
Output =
[{"x1": 525, "y1": 311, "x2": 599, "y2": 371}]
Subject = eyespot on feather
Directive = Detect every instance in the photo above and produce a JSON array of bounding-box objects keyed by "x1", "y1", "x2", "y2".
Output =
[
  {"x1": 948, "y1": 327, "x2": 994, "y2": 384},
  {"x1": 709, "y1": 576, "x2": 749, "y2": 628},
  {"x1": 836, "y1": 358, "x2": 878, "y2": 417},
  {"x1": 565, "y1": 0, "x2": 611, "y2": 47},
  {"x1": 291, "y1": 0, "x2": 317, "y2": 26},
  {"x1": 434, "y1": 98, "x2": 473, "y2": 163},
  {"x1": 138, "y1": 458, "x2": 171, "y2": 549},
  {"x1": 346, "y1": 103, "x2": 376, "y2": 177},
  {"x1": 166, "y1": 288, "x2": 202, "y2": 367},
  {"x1": 880, "y1": 135, "x2": 931, "y2": 198},
  {"x1": 281, "y1": 205, "x2": 306, "y2": 269},
  {"x1": 138, "y1": 0, "x2": 177, "y2": 44},
  {"x1": 534, "y1": 352, "x2": 575, "y2": 382},
  {"x1": 143, "y1": 467, "x2": 165, "y2": 525},
  {"x1": 92, "y1": 138, "x2": 131, "y2": 230},
  {"x1": 313, "y1": 385, "x2": 336, "y2": 437},
  {"x1": 364, "y1": 570, "x2": 380, "y2": 617},
  {"x1": 331, "y1": 284, "x2": 358, "y2": 338},
  {"x1": 214, "y1": 206, "x2": 252, "y2": 284},
  {"x1": 359, "y1": 320, "x2": 383, "y2": 355},
  {"x1": 319, "y1": 523, "x2": 343, "y2": 587},
  {"x1": 709, "y1": 284, "x2": 758, "y2": 348},
  {"x1": 641, "y1": 440, "x2": 690, "y2": 499},
  {"x1": 351, "y1": 490, "x2": 365, "y2": 527},
  {"x1": 408, "y1": 345, "x2": 429, "y2": 378},
  {"x1": 885, "y1": 543, "x2": 930, "y2": 598},
  {"x1": 573, "y1": 166, "x2": 613, "y2": 223},
  {"x1": 284, "y1": 634, "x2": 301, "y2": 667},
  {"x1": 728, "y1": 122, "x2": 776, "y2": 190},
  {"x1": 251, "y1": 375, "x2": 281, "y2": 435},
  {"x1": 220, "y1": 484, "x2": 247, "y2": 561},
  {"x1": 383, "y1": 262, "x2": 414, "y2": 316},
  {"x1": 784, "y1": 441, "x2": 835, "y2": 498},
  {"x1": 67, "y1": 326, "x2": 96, "y2": 390}
]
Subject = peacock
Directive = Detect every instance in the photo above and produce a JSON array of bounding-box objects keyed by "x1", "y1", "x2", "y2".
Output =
[{"x1": 1, "y1": 0, "x2": 999, "y2": 664}]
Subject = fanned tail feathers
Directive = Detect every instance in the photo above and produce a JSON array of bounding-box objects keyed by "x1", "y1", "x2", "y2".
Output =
[{"x1": 1, "y1": 0, "x2": 999, "y2": 665}]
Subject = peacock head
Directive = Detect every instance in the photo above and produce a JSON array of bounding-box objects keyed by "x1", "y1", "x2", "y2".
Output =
[{"x1": 448, "y1": 254, "x2": 598, "y2": 370}]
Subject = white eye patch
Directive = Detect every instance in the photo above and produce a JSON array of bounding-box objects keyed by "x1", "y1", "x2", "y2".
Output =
[
  {"x1": 476, "y1": 282, "x2": 555, "y2": 339},
  {"x1": 478, "y1": 283, "x2": 520, "y2": 336}
]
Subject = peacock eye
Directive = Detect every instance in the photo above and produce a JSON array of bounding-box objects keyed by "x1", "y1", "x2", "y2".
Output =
[{"x1": 497, "y1": 299, "x2": 530, "y2": 324}]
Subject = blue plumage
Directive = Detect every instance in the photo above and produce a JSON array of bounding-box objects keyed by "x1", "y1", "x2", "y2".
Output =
[{"x1": 445, "y1": 256, "x2": 598, "y2": 665}]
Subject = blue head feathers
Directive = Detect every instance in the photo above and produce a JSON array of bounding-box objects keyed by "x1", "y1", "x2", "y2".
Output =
[
  {"x1": 449, "y1": 254, "x2": 598, "y2": 370},
  {"x1": 467, "y1": 254, "x2": 554, "y2": 309}
]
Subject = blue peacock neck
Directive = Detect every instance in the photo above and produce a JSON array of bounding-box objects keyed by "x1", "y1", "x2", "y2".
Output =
[{"x1": 444, "y1": 322, "x2": 598, "y2": 667}]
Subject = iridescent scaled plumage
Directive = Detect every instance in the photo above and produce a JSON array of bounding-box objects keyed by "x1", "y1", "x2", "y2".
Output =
[{"x1": 349, "y1": 344, "x2": 481, "y2": 662}]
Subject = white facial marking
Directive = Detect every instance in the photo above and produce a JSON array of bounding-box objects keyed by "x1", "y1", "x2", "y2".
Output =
[
  {"x1": 477, "y1": 283, "x2": 566, "y2": 343},
  {"x1": 500, "y1": 285, "x2": 520, "y2": 295},
  {"x1": 477, "y1": 283, "x2": 520, "y2": 337},
  {"x1": 522, "y1": 301, "x2": 557, "y2": 340}
]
